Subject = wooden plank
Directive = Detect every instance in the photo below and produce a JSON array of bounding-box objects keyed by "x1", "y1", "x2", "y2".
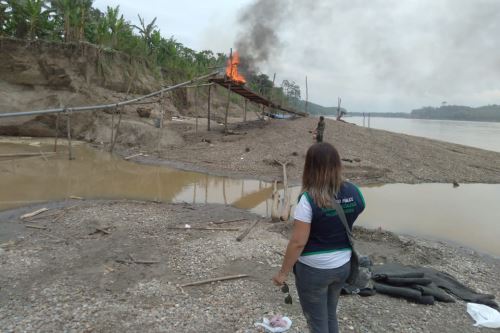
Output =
[
  {"x1": 20, "y1": 208, "x2": 49, "y2": 220},
  {"x1": 180, "y1": 274, "x2": 248, "y2": 287},
  {"x1": 236, "y1": 220, "x2": 259, "y2": 242},
  {"x1": 167, "y1": 226, "x2": 240, "y2": 231}
]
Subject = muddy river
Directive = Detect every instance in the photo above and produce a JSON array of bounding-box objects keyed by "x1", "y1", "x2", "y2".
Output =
[{"x1": 1, "y1": 137, "x2": 499, "y2": 257}]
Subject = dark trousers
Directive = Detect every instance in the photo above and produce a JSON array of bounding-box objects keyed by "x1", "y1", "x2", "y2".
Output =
[
  {"x1": 295, "y1": 261, "x2": 350, "y2": 333},
  {"x1": 316, "y1": 133, "x2": 323, "y2": 143}
]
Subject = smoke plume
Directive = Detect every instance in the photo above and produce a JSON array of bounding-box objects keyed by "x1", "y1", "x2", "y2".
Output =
[{"x1": 234, "y1": 0, "x2": 500, "y2": 111}]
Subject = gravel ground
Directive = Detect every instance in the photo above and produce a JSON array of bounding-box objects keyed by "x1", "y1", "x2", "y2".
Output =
[
  {"x1": 117, "y1": 117, "x2": 500, "y2": 186},
  {"x1": 1, "y1": 201, "x2": 498, "y2": 332}
]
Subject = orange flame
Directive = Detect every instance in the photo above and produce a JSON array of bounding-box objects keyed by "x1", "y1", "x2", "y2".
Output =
[{"x1": 226, "y1": 51, "x2": 246, "y2": 84}]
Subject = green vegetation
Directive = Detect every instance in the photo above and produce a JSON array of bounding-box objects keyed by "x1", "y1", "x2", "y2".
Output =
[
  {"x1": 0, "y1": 0, "x2": 326, "y2": 114},
  {"x1": 0, "y1": 0, "x2": 225, "y2": 81},
  {"x1": 410, "y1": 105, "x2": 500, "y2": 122},
  {"x1": 350, "y1": 105, "x2": 500, "y2": 122}
]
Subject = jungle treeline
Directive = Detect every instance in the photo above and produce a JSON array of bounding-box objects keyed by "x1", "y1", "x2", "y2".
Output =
[{"x1": 0, "y1": 0, "x2": 308, "y2": 111}]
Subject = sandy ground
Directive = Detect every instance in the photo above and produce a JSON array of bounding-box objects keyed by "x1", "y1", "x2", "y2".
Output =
[
  {"x1": 117, "y1": 116, "x2": 500, "y2": 186},
  {"x1": 0, "y1": 200, "x2": 498, "y2": 332}
]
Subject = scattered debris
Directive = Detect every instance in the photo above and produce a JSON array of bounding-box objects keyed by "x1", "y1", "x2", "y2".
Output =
[
  {"x1": 255, "y1": 315, "x2": 292, "y2": 332},
  {"x1": 453, "y1": 181, "x2": 460, "y2": 188},
  {"x1": 236, "y1": 220, "x2": 260, "y2": 242},
  {"x1": 20, "y1": 208, "x2": 49, "y2": 220},
  {"x1": 212, "y1": 218, "x2": 247, "y2": 225},
  {"x1": 180, "y1": 274, "x2": 249, "y2": 287},
  {"x1": 245, "y1": 147, "x2": 251, "y2": 152},
  {"x1": 124, "y1": 153, "x2": 144, "y2": 160},
  {"x1": 342, "y1": 158, "x2": 354, "y2": 163},
  {"x1": 89, "y1": 227, "x2": 111, "y2": 235},
  {"x1": 136, "y1": 107, "x2": 152, "y2": 118},
  {"x1": 167, "y1": 226, "x2": 240, "y2": 232},
  {"x1": 291, "y1": 151, "x2": 299, "y2": 156},
  {"x1": 0, "y1": 152, "x2": 56, "y2": 158},
  {"x1": 354, "y1": 158, "x2": 361, "y2": 162},
  {"x1": 25, "y1": 225, "x2": 48, "y2": 230},
  {"x1": 116, "y1": 258, "x2": 160, "y2": 265},
  {"x1": 69, "y1": 195, "x2": 84, "y2": 200}
]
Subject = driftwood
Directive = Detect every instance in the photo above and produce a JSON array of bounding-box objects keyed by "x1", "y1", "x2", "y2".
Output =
[
  {"x1": 124, "y1": 153, "x2": 143, "y2": 160},
  {"x1": 167, "y1": 226, "x2": 240, "y2": 231},
  {"x1": 25, "y1": 211, "x2": 61, "y2": 221},
  {"x1": 20, "y1": 208, "x2": 49, "y2": 220},
  {"x1": 116, "y1": 259, "x2": 160, "y2": 265},
  {"x1": 69, "y1": 195, "x2": 84, "y2": 200},
  {"x1": 236, "y1": 220, "x2": 259, "y2": 242},
  {"x1": 277, "y1": 160, "x2": 291, "y2": 221},
  {"x1": 180, "y1": 274, "x2": 248, "y2": 287},
  {"x1": 212, "y1": 218, "x2": 247, "y2": 225},
  {"x1": 271, "y1": 181, "x2": 281, "y2": 222},
  {"x1": 25, "y1": 225, "x2": 48, "y2": 230},
  {"x1": 0, "y1": 152, "x2": 56, "y2": 158},
  {"x1": 89, "y1": 227, "x2": 111, "y2": 235},
  {"x1": 274, "y1": 250, "x2": 285, "y2": 257}
]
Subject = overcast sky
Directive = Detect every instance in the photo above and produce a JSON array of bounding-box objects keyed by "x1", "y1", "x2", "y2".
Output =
[{"x1": 93, "y1": 0, "x2": 500, "y2": 113}]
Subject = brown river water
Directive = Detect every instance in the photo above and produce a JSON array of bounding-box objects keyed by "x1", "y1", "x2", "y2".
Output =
[{"x1": 1, "y1": 137, "x2": 499, "y2": 257}]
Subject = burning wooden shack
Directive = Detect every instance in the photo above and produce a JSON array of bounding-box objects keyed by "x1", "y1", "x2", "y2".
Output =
[{"x1": 209, "y1": 51, "x2": 308, "y2": 119}]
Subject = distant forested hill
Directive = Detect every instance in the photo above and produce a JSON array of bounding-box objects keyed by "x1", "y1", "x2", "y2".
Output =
[
  {"x1": 296, "y1": 100, "x2": 346, "y2": 116},
  {"x1": 349, "y1": 105, "x2": 500, "y2": 122},
  {"x1": 410, "y1": 105, "x2": 500, "y2": 122}
]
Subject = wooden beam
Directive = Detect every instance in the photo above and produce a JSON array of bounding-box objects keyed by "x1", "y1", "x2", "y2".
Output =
[
  {"x1": 66, "y1": 109, "x2": 74, "y2": 160},
  {"x1": 180, "y1": 274, "x2": 248, "y2": 287},
  {"x1": 207, "y1": 84, "x2": 212, "y2": 131}
]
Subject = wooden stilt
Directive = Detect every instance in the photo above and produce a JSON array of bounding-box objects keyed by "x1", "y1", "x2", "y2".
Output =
[
  {"x1": 157, "y1": 92, "x2": 165, "y2": 156},
  {"x1": 54, "y1": 113, "x2": 60, "y2": 152},
  {"x1": 110, "y1": 107, "x2": 115, "y2": 146},
  {"x1": 243, "y1": 99, "x2": 248, "y2": 122},
  {"x1": 222, "y1": 178, "x2": 227, "y2": 205},
  {"x1": 224, "y1": 83, "x2": 231, "y2": 134},
  {"x1": 66, "y1": 109, "x2": 74, "y2": 160},
  {"x1": 207, "y1": 84, "x2": 212, "y2": 131},
  {"x1": 195, "y1": 85, "x2": 199, "y2": 133},
  {"x1": 204, "y1": 174, "x2": 208, "y2": 204},
  {"x1": 193, "y1": 182, "x2": 197, "y2": 204},
  {"x1": 110, "y1": 106, "x2": 122, "y2": 153},
  {"x1": 224, "y1": 48, "x2": 233, "y2": 134}
]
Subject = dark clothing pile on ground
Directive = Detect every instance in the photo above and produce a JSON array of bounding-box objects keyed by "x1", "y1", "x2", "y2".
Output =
[{"x1": 343, "y1": 260, "x2": 498, "y2": 309}]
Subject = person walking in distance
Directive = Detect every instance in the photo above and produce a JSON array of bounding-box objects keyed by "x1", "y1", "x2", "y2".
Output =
[
  {"x1": 272, "y1": 143, "x2": 366, "y2": 333},
  {"x1": 315, "y1": 116, "x2": 326, "y2": 142}
]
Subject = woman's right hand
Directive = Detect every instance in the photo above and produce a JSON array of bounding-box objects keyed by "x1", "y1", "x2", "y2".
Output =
[{"x1": 272, "y1": 271, "x2": 287, "y2": 286}]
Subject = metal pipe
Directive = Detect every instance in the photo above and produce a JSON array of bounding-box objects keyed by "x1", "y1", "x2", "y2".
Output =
[{"x1": 0, "y1": 71, "x2": 218, "y2": 119}]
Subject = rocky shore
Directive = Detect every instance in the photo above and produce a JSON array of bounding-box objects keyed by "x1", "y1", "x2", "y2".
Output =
[
  {"x1": 0, "y1": 200, "x2": 498, "y2": 332},
  {"x1": 117, "y1": 117, "x2": 500, "y2": 186}
]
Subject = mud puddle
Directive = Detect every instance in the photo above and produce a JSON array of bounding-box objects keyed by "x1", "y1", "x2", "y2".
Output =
[{"x1": 1, "y1": 137, "x2": 499, "y2": 257}]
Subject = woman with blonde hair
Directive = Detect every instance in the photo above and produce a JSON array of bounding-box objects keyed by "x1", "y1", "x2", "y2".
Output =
[{"x1": 273, "y1": 142, "x2": 365, "y2": 333}]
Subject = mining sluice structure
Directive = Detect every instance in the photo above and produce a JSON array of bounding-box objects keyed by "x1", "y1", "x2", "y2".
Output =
[
  {"x1": 209, "y1": 76, "x2": 309, "y2": 118},
  {"x1": 207, "y1": 50, "x2": 308, "y2": 133}
]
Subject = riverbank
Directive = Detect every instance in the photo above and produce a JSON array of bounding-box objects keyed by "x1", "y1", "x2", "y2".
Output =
[
  {"x1": 0, "y1": 200, "x2": 498, "y2": 332},
  {"x1": 116, "y1": 117, "x2": 500, "y2": 186}
]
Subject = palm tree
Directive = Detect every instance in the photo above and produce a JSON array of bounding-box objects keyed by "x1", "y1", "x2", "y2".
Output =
[
  {"x1": 134, "y1": 15, "x2": 157, "y2": 54},
  {"x1": 51, "y1": 0, "x2": 91, "y2": 42},
  {"x1": 0, "y1": 0, "x2": 9, "y2": 36},
  {"x1": 23, "y1": 0, "x2": 53, "y2": 39}
]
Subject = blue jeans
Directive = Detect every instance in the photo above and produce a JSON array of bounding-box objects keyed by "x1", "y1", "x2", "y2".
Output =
[{"x1": 294, "y1": 261, "x2": 350, "y2": 333}]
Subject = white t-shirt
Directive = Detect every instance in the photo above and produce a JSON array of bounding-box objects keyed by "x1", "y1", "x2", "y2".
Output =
[{"x1": 294, "y1": 195, "x2": 351, "y2": 269}]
